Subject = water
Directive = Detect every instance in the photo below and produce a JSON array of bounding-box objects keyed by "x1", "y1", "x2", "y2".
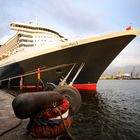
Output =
[{"x1": 71, "y1": 80, "x2": 140, "y2": 140}]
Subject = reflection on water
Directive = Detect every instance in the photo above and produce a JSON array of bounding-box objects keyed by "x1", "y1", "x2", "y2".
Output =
[{"x1": 71, "y1": 80, "x2": 140, "y2": 140}]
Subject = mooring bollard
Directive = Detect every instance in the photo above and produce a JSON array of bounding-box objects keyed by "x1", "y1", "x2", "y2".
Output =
[{"x1": 12, "y1": 86, "x2": 81, "y2": 139}]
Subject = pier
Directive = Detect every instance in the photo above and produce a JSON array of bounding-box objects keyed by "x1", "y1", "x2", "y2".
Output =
[{"x1": 0, "y1": 90, "x2": 55, "y2": 140}]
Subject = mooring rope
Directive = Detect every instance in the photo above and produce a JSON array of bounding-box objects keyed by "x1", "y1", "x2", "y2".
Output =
[{"x1": 54, "y1": 107, "x2": 75, "y2": 140}]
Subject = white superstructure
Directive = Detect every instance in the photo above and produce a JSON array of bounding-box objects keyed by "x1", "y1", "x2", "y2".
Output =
[{"x1": 0, "y1": 22, "x2": 67, "y2": 60}]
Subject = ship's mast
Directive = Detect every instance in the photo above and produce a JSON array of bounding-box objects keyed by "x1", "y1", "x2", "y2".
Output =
[{"x1": 35, "y1": 17, "x2": 39, "y2": 26}]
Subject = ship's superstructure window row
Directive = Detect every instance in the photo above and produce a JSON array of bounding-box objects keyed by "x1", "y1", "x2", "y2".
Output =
[
  {"x1": 18, "y1": 34, "x2": 32, "y2": 38},
  {"x1": 19, "y1": 44, "x2": 34, "y2": 47},
  {"x1": 19, "y1": 39, "x2": 33, "y2": 42}
]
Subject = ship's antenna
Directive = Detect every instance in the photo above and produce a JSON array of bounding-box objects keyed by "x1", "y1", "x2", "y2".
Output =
[{"x1": 35, "y1": 17, "x2": 39, "y2": 25}]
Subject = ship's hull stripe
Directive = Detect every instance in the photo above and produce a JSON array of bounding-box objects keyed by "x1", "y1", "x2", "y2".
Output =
[
  {"x1": 73, "y1": 83, "x2": 96, "y2": 91},
  {"x1": 22, "y1": 84, "x2": 96, "y2": 91}
]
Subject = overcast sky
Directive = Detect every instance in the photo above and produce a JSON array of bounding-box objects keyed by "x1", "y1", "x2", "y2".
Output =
[{"x1": 0, "y1": 0, "x2": 140, "y2": 67}]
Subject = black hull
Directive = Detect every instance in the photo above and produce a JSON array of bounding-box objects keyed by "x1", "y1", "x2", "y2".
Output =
[{"x1": 0, "y1": 35, "x2": 136, "y2": 89}]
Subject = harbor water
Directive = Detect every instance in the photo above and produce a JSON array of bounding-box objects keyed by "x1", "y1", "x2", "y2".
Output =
[{"x1": 71, "y1": 80, "x2": 140, "y2": 140}]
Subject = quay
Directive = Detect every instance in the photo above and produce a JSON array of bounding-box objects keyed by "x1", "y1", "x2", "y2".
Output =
[{"x1": 0, "y1": 90, "x2": 56, "y2": 140}]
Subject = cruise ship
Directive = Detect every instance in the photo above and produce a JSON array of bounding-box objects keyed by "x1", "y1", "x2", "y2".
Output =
[{"x1": 0, "y1": 22, "x2": 140, "y2": 93}]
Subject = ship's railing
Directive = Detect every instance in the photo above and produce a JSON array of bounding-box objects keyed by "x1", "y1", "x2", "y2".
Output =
[{"x1": 0, "y1": 63, "x2": 75, "y2": 89}]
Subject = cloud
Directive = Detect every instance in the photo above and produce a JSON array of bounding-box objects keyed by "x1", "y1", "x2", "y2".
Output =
[
  {"x1": 48, "y1": 2, "x2": 107, "y2": 35},
  {"x1": 112, "y1": 57, "x2": 140, "y2": 66},
  {"x1": 0, "y1": 0, "x2": 109, "y2": 40}
]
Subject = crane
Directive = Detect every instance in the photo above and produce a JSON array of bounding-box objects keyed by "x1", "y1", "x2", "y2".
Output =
[{"x1": 130, "y1": 66, "x2": 135, "y2": 78}]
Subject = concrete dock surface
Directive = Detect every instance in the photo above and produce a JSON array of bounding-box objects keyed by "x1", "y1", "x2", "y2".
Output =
[{"x1": 0, "y1": 90, "x2": 68, "y2": 140}]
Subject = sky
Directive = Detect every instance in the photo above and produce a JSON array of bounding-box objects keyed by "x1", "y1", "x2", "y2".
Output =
[{"x1": 0, "y1": 0, "x2": 140, "y2": 70}]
